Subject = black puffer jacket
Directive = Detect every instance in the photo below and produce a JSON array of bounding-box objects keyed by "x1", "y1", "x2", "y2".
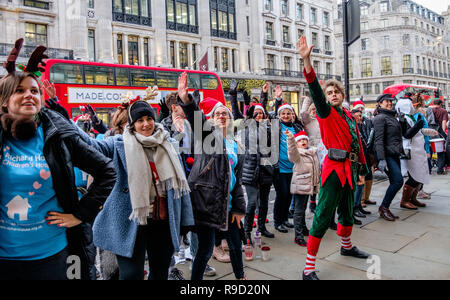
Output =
[
  {"x1": 179, "y1": 96, "x2": 246, "y2": 230},
  {"x1": 0, "y1": 108, "x2": 116, "y2": 270},
  {"x1": 373, "y1": 108, "x2": 404, "y2": 160}
]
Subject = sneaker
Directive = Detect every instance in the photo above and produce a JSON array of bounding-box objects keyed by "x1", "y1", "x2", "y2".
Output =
[
  {"x1": 294, "y1": 237, "x2": 307, "y2": 247},
  {"x1": 212, "y1": 246, "x2": 230, "y2": 263},
  {"x1": 417, "y1": 190, "x2": 431, "y2": 199},
  {"x1": 204, "y1": 264, "x2": 217, "y2": 277},
  {"x1": 168, "y1": 268, "x2": 185, "y2": 280}
]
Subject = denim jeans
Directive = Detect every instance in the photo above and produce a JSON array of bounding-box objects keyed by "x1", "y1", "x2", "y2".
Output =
[
  {"x1": 354, "y1": 184, "x2": 364, "y2": 208},
  {"x1": 381, "y1": 156, "x2": 404, "y2": 209},
  {"x1": 191, "y1": 215, "x2": 244, "y2": 280},
  {"x1": 437, "y1": 152, "x2": 446, "y2": 173},
  {"x1": 116, "y1": 220, "x2": 174, "y2": 280},
  {"x1": 0, "y1": 248, "x2": 69, "y2": 280},
  {"x1": 273, "y1": 172, "x2": 293, "y2": 226}
]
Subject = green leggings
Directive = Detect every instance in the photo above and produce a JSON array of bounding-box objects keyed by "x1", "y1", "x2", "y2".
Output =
[{"x1": 309, "y1": 171, "x2": 355, "y2": 239}]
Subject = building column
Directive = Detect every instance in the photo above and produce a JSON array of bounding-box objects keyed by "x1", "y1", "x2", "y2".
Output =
[
  {"x1": 112, "y1": 33, "x2": 118, "y2": 63},
  {"x1": 139, "y1": 36, "x2": 145, "y2": 66},
  {"x1": 217, "y1": 47, "x2": 222, "y2": 72},
  {"x1": 123, "y1": 34, "x2": 129, "y2": 65},
  {"x1": 175, "y1": 41, "x2": 180, "y2": 69}
]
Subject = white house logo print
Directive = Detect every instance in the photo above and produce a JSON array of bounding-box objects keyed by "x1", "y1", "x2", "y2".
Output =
[{"x1": 5, "y1": 195, "x2": 31, "y2": 221}]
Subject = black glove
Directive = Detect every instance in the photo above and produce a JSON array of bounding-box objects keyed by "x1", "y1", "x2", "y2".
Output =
[
  {"x1": 229, "y1": 79, "x2": 238, "y2": 96},
  {"x1": 193, "y1": 90, "x2": 201, "y2": 106},
  {"x1": 86, "y1": 104, "x2": 100, "y2": 125},
  {"x1": 158, "y1": 98, "x2": 169, "y2": 116},
  {"x1": 45, "y1": 98, "x2": 70, "y2": 120},
  {"x1": 243, "y1": 91, "x2": 251, "y2": 106}
]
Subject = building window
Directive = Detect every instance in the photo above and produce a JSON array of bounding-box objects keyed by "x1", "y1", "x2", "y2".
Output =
[
  {"x1": 25, "y1": 23, "x2": 47, "y2": 46},
  {"x1": 313, "y1": 61, "x2": 320, "y2": 73},
  {"x1": 214, "y1": 47, "x2": 219, "y2": 70},
  {"x1": 281, "y1": 0, "x2": 288, "y2": 16},
  {"x1": 363, "y1": 83, "x2": 372, "y2": 95},
  {"x1": 375, "y1": 83, "x2": 380, "y2": 94},
  {"x1": 266, "y1": 22, "x2": 273, "y2": 41},
  {"x1": 323, "y1": 12, "x2": 330, "y2": 28},
  {"x1": 88, "y1": 29, "x2": 96, "y2": 61},
  {"x1": 144, "y1": 38, "x2": 149, "y2": 66},
  {"x1": 310, "y1": 8, "x2": 316, "y2": 24},
  {"x1": 383, "y1": 36, "x2": 389, "y2": 48},
  {"x1": 192, "y1": 44, "x2": 197, "y2": 70},
  {"x1": 380, "y1": 2, "x2": 388, "y2": 13},
  {"x1": 222, "y1": 49, "x2": 229, "y2": 72},
  {"x1": 361, "y1": 58, "x2": 372, "y2": 78},
  {"x1": 232, "y1": 49, "x2": 236, "y2": 73},
  {"x1": 128, "y1": 36, "x2": 139, "y2": 65},
  {"x1": 299, "y1": 58, "x2": 304, "y2": 71},
  {"x1": 382, "y1": 19, "x2": 388, "y2": 28},
  {"x1": 296, "y1": 3, "x2": 303, "y2": 20},
  {"x1": 264, "y1": 0, "x2": 272, "y2": 11},
  {"x1": 112, "y1": 0, "x2": 151, "y2": 26},
  {"x1": 312, "y1": 32, "x2": 318, "y2": 47},
  {"x1": 324, "y1": 35, "x2": 330, "y2": 51},
  {"x1": 361, "y1": 5, "x2": 368, "y2": 16},
  {"x1": 248, "y1": 50, "x2": 252, "y2": 72},
  {"x1": 298, "y1": 29, "x2": 304, "y2": 39},
  {"x1": 170, "y1": 41, "x2": 175, "y2": 67},
  {"x1": 326, "y1": 63, "x2": 332, "y2": 76},
  {"x1": 24, "y1": 0, "x2": 50, "y2": 10},
  {"x1": 381, "y1": 57, "x2": 391, "y2": 75},
  {"x1": 283, "y1": 26, "x2": 290, "y2": 43},
  {"x1": 361, "y1": 21, "x2": 368, "y2": 30},
  {"x1": 267, "y1": 54, "x2": 275, "y2": 70},
  {"x1": 403, "y1": 55, "x2": 411, "y2": 73},
  {"x1": 179, "y1": 42, "x2": 188, "y2": 69},
  {"x1": 246, "y1": 16, "x2": 250, "y2": 36},
  {"x1": 402, "y1": 34, "x2": 410, "y2": 46},
  {"x1": 361, "y1": 38, "x2": 369, "y2": 51},
  {"x1": 210, "y1": 0, "x2": 236, "y2": 40},
  {"x1": 349, "y1": 59, "x2": 353, "y2": 78},
  {"x1": 117, "y1": 34, "x2": 123, "y2": 64},
  {"x1": 284, "y1": 57, "x2": 291, "y2": 72},
  {"x1": 167, "y1": 0, "x2": 198, "y2": 34}
]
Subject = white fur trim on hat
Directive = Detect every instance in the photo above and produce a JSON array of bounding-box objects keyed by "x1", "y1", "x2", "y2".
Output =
[
  {"x1": 295, "y1": 134, "x2": 309, "y2": 141},
  {"x1": 277, "y1": 103, "x2": 294, "y2": 115},
  {"x1": 204, "y1": 102, "x2": 225, "y2": 117}
]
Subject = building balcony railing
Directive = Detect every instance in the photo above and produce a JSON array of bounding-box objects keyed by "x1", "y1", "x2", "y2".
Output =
[
  {"x1": 23, "y1": 0, "x2": 50, "y2": 10},
  {"x1": 0, "y1": 43, "x2": 73, "y2": 60},
  {"x1": 211, "y1": 30, "x2": 236, "y2": 40},
  {"x1": 283, "y1": 42, "x2": 292, "y2": 49},
  {"x1": 434, "y1": 72, "x2": 438, "y2": 77},
  {"x1": 265, "y1": 39, "x2": 276, "y2": 46},
  {"x1": 403, "y1": 68, "x2": 414, "y2": 74},
  {"x1": 113, "y1": 12, "x2": 152, "y2": 27},
  {"x1": 417, "y1": 69, "x2": 422, "y2": 75},
  {"x1": 325, "y1": 50, "x2": 332, "y2": 56},
  {"x1": 361, "y1": 72, "x2": 373, "y2": 78},
  {"x1": 263, "y1": 68, "x2": 302, "y2": 77},
  {"x1": 429, "y1": 70, "x2": 433, "y2": 76},
  {"x1": 168, "y1": 22, "x2": 198, "y2": 34},
  {"x1": 312, "y1": 48, "x2": 321, "y2": 54},
  {"x1": 381, "y1": 70, "x2": 392, "y2": 76},
  {"x1": 439, "y1": 72, "x2": 444, "y2": 78}
]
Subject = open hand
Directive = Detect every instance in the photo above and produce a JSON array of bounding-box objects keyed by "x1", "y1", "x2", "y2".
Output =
[
  {"x1": 285, "y1": 128, "x2": 293, "y2": 138},
  {"x1": 178, "y1": 72, "x2": 189, "y2": 103},
  {"x1": 42, "y1": 79, "x2": 56, "y2": 99},
  {"x1": 297, "y1": 36, "x2": 314, "y2": 60},
  {"x1": 275, "y1": 85, "x2": 283, "y2": 99},
  {"x1": 262, "y1": 83, "x2": 269, "y2": 93}
]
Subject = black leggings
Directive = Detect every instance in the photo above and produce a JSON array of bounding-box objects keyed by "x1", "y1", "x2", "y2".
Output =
[{"x1": 405, "y1": 172, "x2": 421, "y2": 188}]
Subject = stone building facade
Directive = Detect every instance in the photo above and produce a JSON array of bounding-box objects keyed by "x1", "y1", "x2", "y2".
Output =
[
  {"x1": 334, "y1": 0, "x2": 450, "y2": 108},
  {"x1": 0, "y1": 0, "x2": 338, "y2": 113}
]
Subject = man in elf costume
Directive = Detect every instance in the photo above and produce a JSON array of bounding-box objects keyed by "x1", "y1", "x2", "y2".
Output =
[{"x1": 297, "y1": 36, "x2": 371, "y2": 280}]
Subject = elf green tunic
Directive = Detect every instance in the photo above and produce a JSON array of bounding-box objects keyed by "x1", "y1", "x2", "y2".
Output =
[{"x1": 303, "y1": 68, "x2": 368, "y2": 240}]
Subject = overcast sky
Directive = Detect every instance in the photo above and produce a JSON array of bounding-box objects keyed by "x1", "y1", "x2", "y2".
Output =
[{"x1": 406, "y1": 0, "x2": 449, "y2": 14}]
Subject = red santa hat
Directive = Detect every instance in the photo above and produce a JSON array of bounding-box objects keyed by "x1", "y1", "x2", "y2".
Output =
[
  {"x1": 199, "y1": 97, "x2": 232, "y2": 119},
  {"x1": 352, "y1": 100, "x2": 365, "y2": 111},
  {"x1": 277, "y1": 103, "x2": 294, "y2": 116},
  {"x1": 252, "y1": 103, "x2": 265, "y2": 114},
  {"x1": 294, "y1": 131, "x2": 309, "y2": 141}
]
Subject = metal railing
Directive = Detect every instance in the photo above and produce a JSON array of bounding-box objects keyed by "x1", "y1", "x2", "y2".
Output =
[
  {"x1": 0, "y1": 43, "x2": 73, "y2": 60},
  {"x1": 312, "y1": 48, "x2": 320, "y2": 53},
  {"x1": 262, "y1": 68, "x2": 341, "y2": 81},
  {"x1": 265, "y1": 39, "x2": 276, "y2": 46},
  {"x1": 403, "y1": 68, "x2": 414, "y2": 74},
  {"x1": 283, "y1": 42, "x2": 292, "y2": 49},
  {"x1": 417, "y1": 69, "x2": 422, "y2": 74}
]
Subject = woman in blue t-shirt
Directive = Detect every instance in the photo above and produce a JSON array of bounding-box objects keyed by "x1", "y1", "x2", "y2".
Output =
[{"x1": 0, "y1": 40, "x2": 116, "y2": 280}]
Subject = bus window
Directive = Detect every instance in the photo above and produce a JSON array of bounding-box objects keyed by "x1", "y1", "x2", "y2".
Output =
[
  {"x1": 201, "y1": 74, "x2": 219, "y2": 90},
  {"x1": 50, "y1": 64, "x2": 84, "y2": 84},
  {"x1": 130, "y1": 69, "x2": 156, "y2": 87},
  {"x1": 85, "y1": 65, "x2": 115, "y2": 85},
  {"x1": 115, "y1": 68, "x2": 130, "y2": 86},
  {"x1": 157, "y1": 71, "x2": 180, "y2": 88},
  {"x1": 188, "y1": 73, "x2": 201, "y2": 89}
]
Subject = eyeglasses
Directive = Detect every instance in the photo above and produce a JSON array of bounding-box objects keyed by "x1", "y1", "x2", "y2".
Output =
[{"x1": 214, "y1": 112, "x2": 229, "y2": 117}]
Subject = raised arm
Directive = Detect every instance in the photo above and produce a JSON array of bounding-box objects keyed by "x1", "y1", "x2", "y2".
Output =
[
  {"x1": 274, "y1": 85, "x2": 283, "y2": 114},
  {"x1": 229, "y1": 79, "x2": 244, "y2": 120},
  {"x1": 297, "y1": 36, "x2": 330, "y2": 119}
]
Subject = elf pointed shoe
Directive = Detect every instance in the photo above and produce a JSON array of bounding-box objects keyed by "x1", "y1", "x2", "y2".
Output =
[
  {"x1": 340, "y1": 246, "x2": 370, "y2": 259},
  {"x1": 302, "y1": 271, "x2": 320, "y2": 280}
]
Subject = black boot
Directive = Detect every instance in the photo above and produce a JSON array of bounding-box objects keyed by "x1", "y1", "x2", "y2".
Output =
[
  {"x1": 302, "y1": 271, "x2": 320, "y2": 280},
  {"x1": 353, "y1": 216, "x2": 362, "y2": 225},
  {"x1": 359, "y1": 205, "x2": 371, "y2": 215},
  {"x1": 258, "y1": 226, "x2": 275, "y2": 238},
  {"x1": 353, "y1": 208, "x2": 366, "y2": 218}
]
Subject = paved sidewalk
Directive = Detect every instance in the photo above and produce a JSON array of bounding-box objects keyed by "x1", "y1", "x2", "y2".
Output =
[{"x1": 175, "y1": 173, "x2": 450, "y2": 280}]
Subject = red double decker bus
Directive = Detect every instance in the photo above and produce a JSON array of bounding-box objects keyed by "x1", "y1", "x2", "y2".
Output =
[
  {"x1": 41, "y1": 59, "x2": 225, "y2": 125},
  {"x1": 383, "y1": 83, "x2": 443, "y2": 104}
]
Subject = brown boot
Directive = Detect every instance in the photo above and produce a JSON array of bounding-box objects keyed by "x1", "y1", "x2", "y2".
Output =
[
  {"x1": 379, "y1": 206, "x2": 395, "y2": 221},
  {"x1": 362, "y1": 180, "x2": 376, "y2": 205},
  {"x1": 400, "y1": 184, "x2": 418, "y2": 210},
  {"x1": 410, "y1": 186, "x2": 426, "y2": 208}
]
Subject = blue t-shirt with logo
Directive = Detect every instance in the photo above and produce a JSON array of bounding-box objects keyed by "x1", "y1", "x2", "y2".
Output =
[
  {"x1": 225, "y1": 138, "x2": 238, "y2": 210},
  {"x1": 279, "y1": 123, "x2": 295, "y2": 173},
  {"x1": 0, "y1": 126, "x2": 67, "y2": 260}
]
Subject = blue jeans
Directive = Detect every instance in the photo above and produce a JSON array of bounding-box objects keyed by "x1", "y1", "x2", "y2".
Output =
[
  {"x1": 381, "y1": 156, "x2": 404, "y2": 209},
  {"x1": 354, "y1": 184, "x2": 364, "y2": 208},
  {"x1": 191, "y1": 216, "x2": 244, "y2": 280},
  {"x1": 116, "y1": 220, "x2": 174, "y2": 280}
]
